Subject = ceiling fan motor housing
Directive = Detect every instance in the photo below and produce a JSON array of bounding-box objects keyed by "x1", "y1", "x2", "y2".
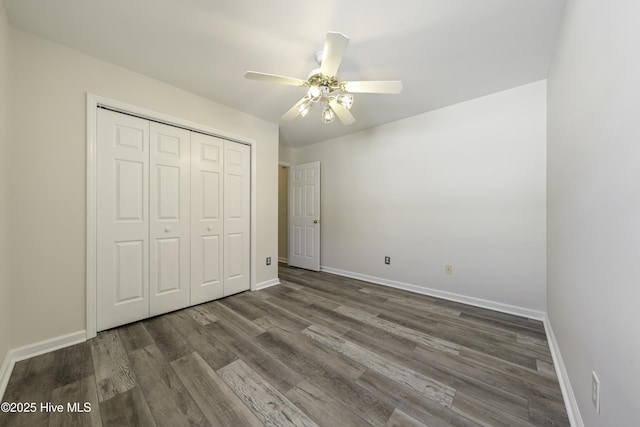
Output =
[{"x1": 308, "y1": 73, "x2": 340, "y2": 93}]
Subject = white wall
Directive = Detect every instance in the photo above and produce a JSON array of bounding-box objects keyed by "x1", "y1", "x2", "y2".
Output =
[
  {"x1": 9, "y1": 29, "x2": 279, "y2": 349},
  {"x1": 547, "y1": 0, "x2": 640, "y2": 425},
  {"x1": 0, "y1": 2, "x2": 12, "y2": 373},
  {"x1": 279, "y1": 143, "x2": 297, "y2": 166},
  {"x1": 292, "y1": 80, "x2": 547, "y2": 314}
]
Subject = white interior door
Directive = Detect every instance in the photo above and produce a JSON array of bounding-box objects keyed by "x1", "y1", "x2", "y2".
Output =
[
  {"x1": 190, "y1": 132, "x2": 224, "y2": 304},
  {"x1": 149, "y1": 122, "x2": 191, "y2": 316},
  {"x1": 96, "y1": 109, "x2": 150, "y2": 331},
  {"x1": 223, "y1": 140, "x2": 251, "y2": 296},
  {"x1": 289, "y1": 161, "x2": 321, "y2": 271}
]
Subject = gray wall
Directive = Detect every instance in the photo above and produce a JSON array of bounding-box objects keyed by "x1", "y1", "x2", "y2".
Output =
[
  {"x1": 547, "y1": 0, "x2": 640, "y2": 424},
  {"x1": 291, "y1": 81, "x2": 547, "y2": 315},
  {"x1": 0, "y1": 2, "x2": 12, "y2": 382},
  {"x1": 7, "y1": 28, "x2": 279, "y2": 350}
]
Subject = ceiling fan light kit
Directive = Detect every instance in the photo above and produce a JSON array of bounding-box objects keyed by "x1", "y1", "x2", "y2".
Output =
[
  {"x1": 298, "y1": 99, "x2": 312, "y2": 117},
  {"x1": 322, "y1": 104, "x2": 336, "y2": 123},
  {"x1": 244, "y1": 32, "x2": 402, "y2": 125},
  {"x1": 336, "y1": 93, "x2": 354, "y2": 109}
]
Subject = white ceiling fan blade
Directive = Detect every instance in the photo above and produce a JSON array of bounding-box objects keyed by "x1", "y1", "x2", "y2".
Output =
[
  {"x1": 244, "y1": 71, "x2": 307, "y2": 87},
  {"x1": 320, "y1": 32, "x2": 349, "y2": 77},
  {"x1": 281, "y1": 96, "x2": 309, "y2": 121},
  {"x1": 342, "y1": 80, "x2": 403, "y2": 94},
  {"x1": 328, "y1": 99, "x2": 355, "y2": 125}
]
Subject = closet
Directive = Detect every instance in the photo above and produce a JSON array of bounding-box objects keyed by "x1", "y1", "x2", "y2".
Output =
[{"x1": 95, "y1": 108, "x2": 250, "y2": 331}]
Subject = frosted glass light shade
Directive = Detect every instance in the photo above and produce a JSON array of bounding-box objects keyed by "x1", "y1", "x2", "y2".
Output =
[
  {"x1": 336, "y1": 93, "x2": 354, "y2": 109},
  {"x1": 307, "y1": 86, "x2": 322, "y2": 102},
  {"x1": 299, "y1": 101, "x2": 312, "y2": 117},
  {"x1": 322, "y1": 104, "x2": 335, "y2": 123}
]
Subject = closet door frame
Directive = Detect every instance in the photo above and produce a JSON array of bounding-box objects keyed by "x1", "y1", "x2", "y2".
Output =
[{"x1": 86, "y1": 93, "x2": 256, "y2": 339}]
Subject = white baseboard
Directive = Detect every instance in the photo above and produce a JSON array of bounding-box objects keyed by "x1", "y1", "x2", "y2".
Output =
[
  {"x1": 544, "y1": 315, "x2": 583, "y2": 427},
  {"x1": 278, "y1": 257, "x2": 288, "y2": 264},
  {"x1": 255, "y1": 278, "x2": 280, "y2": 291},
  {"x1": 320, "y1": 266, "x2": 546, "y2": 321},
  {"x1": 0, "y1": 330, "x2": 86, "y2": 400},
  {"x1": 0, "y1": 350, "x2": 13, "y2": 401}
]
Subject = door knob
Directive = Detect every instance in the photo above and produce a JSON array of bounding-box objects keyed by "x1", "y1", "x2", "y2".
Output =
[
  {"x1": 313, "y1": 220, "x2": 319, "y2": 224},
  {"x1": 164, "y1": 227, "x2": 171, "y2": 232},
  {"x1": 207, "y1": 226, "x2": 212, "y2": 231}
]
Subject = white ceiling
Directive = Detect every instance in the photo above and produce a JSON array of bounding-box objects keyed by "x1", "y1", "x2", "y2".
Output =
[{"x1": 4, "y1": 0, "x2": 566, "y2": 147}]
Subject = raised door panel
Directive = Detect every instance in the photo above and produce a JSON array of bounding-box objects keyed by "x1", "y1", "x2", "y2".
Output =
[
  {"x1": 149, "y1": 122, "x2": 191, "y2": 316},
  {"x1": 114, "y1": 241, "x2": 145, "y2": 302},
  {"x1": 223, "y1": 140, "x2": 251, "y2": 297},
  {"x1": 96, "y1": 109, "x2": 150, "y2": 331},
  {"x1": 190, "y1": 133, "x2": 224, "y2": 304}
]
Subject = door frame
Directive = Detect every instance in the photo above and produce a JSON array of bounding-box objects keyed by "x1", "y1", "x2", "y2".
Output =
[
  {"x1": 278, "y1": 162, "x2": 290, "y2": 264},
  {"x1": 85, "y1": 93, "x2": 257, "y2": 339}
]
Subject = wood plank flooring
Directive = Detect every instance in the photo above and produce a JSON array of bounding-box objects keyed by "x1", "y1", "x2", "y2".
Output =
[{"x1": 0, "y1": 264, "x2": 569, "y2": 426}]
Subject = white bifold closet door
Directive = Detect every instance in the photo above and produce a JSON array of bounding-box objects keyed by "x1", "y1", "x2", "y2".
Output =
[
  {"x1": 190, "y1": 134, "x2": 251, "y2": 302},
  {"x1": 96, "y1": 108, "x2": 250, "y2": 331},
  {"x1": 222, "y1": 140, "x2": 251, "y2": 296},
  {"x1": 149, "y1": 122, "x2": 191, "y2": 316},
  {"x1": 190, "y1": 133, "x2": 224, "y2": 304},
  {"x1": 97, "y1": 110, "x2": 150, "y2": 330}
]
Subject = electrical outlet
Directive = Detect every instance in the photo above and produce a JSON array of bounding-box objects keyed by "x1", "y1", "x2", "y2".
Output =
[
  {"x1": 592, "y1": 371, "x2": 600, "y2": 414},
  {"x1": 384, "y1": 256, "x2": 391, "y2": 265},
  {"x1": 266, "y1": 257, "x2": 271, "y2": 266},
  {"x1": 445, "y1": 264, "x2": 453, "y2": 275}
]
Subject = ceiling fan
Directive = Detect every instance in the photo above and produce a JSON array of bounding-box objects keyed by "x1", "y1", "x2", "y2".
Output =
[{"x1": 244, "y1": 32, "x2": 403, "y2": 125}]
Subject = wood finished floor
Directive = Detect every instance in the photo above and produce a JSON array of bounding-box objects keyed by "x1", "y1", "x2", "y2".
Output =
[{"x1": 0, "y1": 265, "x2": 569, "y2": 426}]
